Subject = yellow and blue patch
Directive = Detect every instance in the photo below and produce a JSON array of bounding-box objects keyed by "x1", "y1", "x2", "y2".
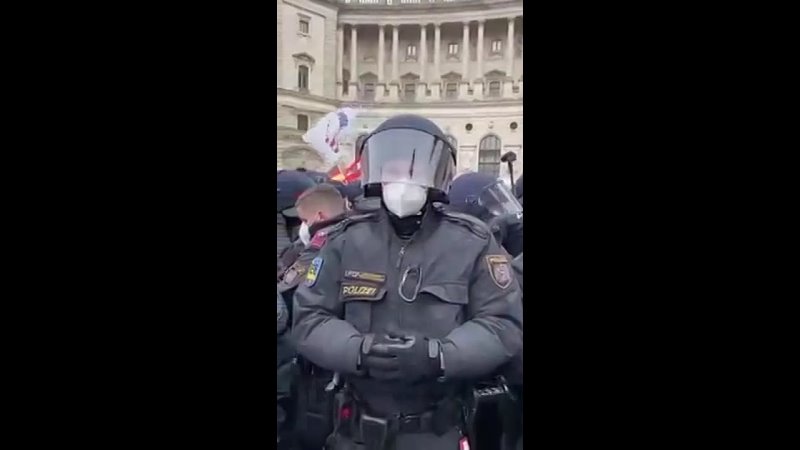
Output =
[{"x1": 305, "y1": 256, "x2": 323, "y2": 287}]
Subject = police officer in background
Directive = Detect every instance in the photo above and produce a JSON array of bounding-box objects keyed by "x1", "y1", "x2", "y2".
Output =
[
  {"x1": 448, "y1": 172, "x2": 524, "y2": 449},
  {"x1": 278, "y1": 184, "x2": 350, "y2": 450},
  {"x1": 278, "y1": 183, "x2": 349, "y2": 316},
  {"x1": 292, "y1": 114, "x2": 524, "y2": 450},
  {"x1": 277, "y1": 170, "x2": 316, "y2": 279},
  {"x1": 448, "y1": 171, "x2": 524, "y2": 257}
]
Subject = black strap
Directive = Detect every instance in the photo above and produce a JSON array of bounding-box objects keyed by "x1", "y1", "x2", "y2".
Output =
[{"x1": 353, "y1": 401, "x2": 461, "y2": 438}]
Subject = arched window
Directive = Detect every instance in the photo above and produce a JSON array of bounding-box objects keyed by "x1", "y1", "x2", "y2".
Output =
[
  {"x1": 445, "y1": 135, "x2": 458, "y2": 151},
  {"x1": 478, "y1": 134, "x2": 502, "y2": 177},
  {"x1": 298, "y1": 65, "x2": 309, "y2": 92}
]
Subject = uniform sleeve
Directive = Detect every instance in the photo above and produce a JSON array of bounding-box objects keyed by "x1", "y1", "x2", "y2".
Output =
[
  {"x1": 277, "y1": 287, "x2": 288, "y2": 335},
  {"x1": 291, "y1": 240, "x2": 363, "y2": 374},
  {"x1": 441, "y1": 235, "x2": 524, "y2": 379},
  {"x1": 512, "y1": 253, "x2": 523, "y2": 292}
]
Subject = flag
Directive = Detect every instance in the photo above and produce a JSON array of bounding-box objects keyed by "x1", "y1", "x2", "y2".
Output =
[
  {"x1": 302, "y1": 108, "x2": 358, "y2": 169},
  {"x1": 328, "y1": 157, "x2": 361, "y2": 184}
]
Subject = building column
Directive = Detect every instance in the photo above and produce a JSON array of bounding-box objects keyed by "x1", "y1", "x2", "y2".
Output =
[
  {"x1": 506, "y1": 17, "x2": 515, "y2": 76},
  {"x1": 476, "y1": 20, "x2": 485, "y2": 80},
  {"x1": 336, "y1": 26, "x2": 344, "y2": 82},
  {"x1": 461, "y1": 22, "x2": 470, "y2": 80},
  {"x1": 433, "y1": 23, "x2": 441, "y2": 81},
  {"x1": 420, "y1": 24, "x2": 427, "y2": 81},
  {"x1": 391, "y1": 25, "x2": 399, "y2": 81},
  {"x1": 350, "y1": 25, "x2": 358, "y2": 82},
  {"x1": 378, "y1": 25, "x2": 385, "y2": 82}
]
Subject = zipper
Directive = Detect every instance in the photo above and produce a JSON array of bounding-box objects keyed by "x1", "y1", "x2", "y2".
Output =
[
  {"x1": 396, "y1": 244, "x2": 406, "y2": 269},
  {"x1": 396, "y1": 239, "x2": 414, "y2": 269}
]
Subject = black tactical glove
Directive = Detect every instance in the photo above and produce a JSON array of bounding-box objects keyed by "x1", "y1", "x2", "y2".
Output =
[
  {"x1": 363, "y1": 333, "x2": 442, "y2": 382},
  {"x1": 357, "y1": 334, "x2": 398, "y2": 375}
]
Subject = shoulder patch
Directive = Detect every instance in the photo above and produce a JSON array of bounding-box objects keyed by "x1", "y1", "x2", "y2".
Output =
[
  {"x1": 305, "y1": 256, "x2": 323, "y2": 287},
  {"x1": 486, "y1": 254, "x2": 513, "y2": 289},
  {"x1": 309, "y1": 230, "x2": 327, "y2": 249},
  {"x1": 281, "y1": 261, "x2": 307, "y2": 287}
]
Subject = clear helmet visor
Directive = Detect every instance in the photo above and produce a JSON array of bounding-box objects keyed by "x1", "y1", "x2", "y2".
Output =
[
  {"x1": 471, "y1": 180, "x2": 523, "y2": 218},
  {"x1": 361, "y1": 129, "x2": 455, "y2": 190}
]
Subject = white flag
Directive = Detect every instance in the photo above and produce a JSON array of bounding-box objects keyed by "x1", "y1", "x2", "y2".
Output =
[{"x1": 302, "y1": 108, "x2": 358, "y2": 169}]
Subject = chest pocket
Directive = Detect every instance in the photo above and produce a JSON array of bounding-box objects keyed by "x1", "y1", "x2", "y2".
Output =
[
  {"x1": 412, "y1": 283, "x2": 469, "y2": 337},
  {"x1": 339, "y1": 277, "x2": 387, "y2": 333}
]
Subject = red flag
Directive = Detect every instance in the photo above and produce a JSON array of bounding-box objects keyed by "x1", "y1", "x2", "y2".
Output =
[
  {"x1": 342, "y1": 158, "x2": 361, "y2": 183},
  {"x1": 329, "y1": 157, "x2": 361, "y2": 184}
]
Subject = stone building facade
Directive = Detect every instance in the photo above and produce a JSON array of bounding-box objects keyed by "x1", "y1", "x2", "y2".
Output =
[{"x1": 277, "y1": 0, "x2": 523, "y2": 182}]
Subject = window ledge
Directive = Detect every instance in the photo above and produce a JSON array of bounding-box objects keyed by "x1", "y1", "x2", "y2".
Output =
[{"x1": 298, "y1": 32, "x2": 310, "y2": 38}]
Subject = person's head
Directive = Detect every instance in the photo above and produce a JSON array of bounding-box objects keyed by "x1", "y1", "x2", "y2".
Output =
[
  {"x1": 294, "y1": 183, "x2": 346, "y2": 244},
  {"x1": 359, "y1": 114, "x2": 456, "y2": 218},
  {"x1": 449, "y1": 172, "x2": 523, "y2": 223}
]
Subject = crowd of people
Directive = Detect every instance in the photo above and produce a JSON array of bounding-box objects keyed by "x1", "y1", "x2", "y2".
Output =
[{"x1": 277, "y1": 114, "x2": 525, "y2": 450}]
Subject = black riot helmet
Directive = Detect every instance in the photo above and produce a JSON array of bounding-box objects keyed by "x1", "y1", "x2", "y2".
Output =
[
  {"x1": 296, "y1": 168, "x2": 330, "y2": 185},
  {"x1": 359, "y1": 114, "x2": 456, "y2": 202},
  {"x1": 449, "y1": 172, "x2": 523, "y2": 222},
  {"x1": 276, "y1": 170, "x2": 316, "y2": 217}
]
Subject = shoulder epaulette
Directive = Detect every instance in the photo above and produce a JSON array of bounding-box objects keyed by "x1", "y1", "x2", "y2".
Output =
[
  {"x1": 436, "y1": 206, "x2": 490, "y2": 239},
  {"x1": 320, "y1": 211, "x2": 380, "y2": 239}
]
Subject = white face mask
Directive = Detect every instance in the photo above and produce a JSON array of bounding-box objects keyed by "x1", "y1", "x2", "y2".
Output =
[
  {"x1": 382, "y1": 182, "x2": 428, "y2": 218},
  {"x1": 298, "y1": 222, "x2": 311, "y2": 246}
]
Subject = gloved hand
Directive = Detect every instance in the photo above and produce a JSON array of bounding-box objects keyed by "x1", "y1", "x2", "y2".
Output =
[
  {"x1": 358, "y1": 334, "x2": 400, "y2": 375},
  {"x1": 362, "y1": 333, "x2": 442, "y2": 382}
]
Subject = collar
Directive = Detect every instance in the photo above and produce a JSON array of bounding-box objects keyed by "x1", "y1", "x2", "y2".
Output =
[{"x1": 308, "y1": 214, "x2": 346, "y2": 238}]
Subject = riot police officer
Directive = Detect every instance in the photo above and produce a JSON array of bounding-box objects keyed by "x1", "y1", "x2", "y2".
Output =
[
  {"x1": 279, "y1": 183, "x2": 350, "y2": 450},
  {"x1": 292, "y1": 114, "x2": 524, "y2": 450},
  {"x1": 514, "y1": 174, "x2": 523, "y2": 206},
  {"x1": 448, "y1": 171, "x2": 524, "y2": 257},
  {"x1": 277, "y1": 170, "x2": 316, "y2": 278}
]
